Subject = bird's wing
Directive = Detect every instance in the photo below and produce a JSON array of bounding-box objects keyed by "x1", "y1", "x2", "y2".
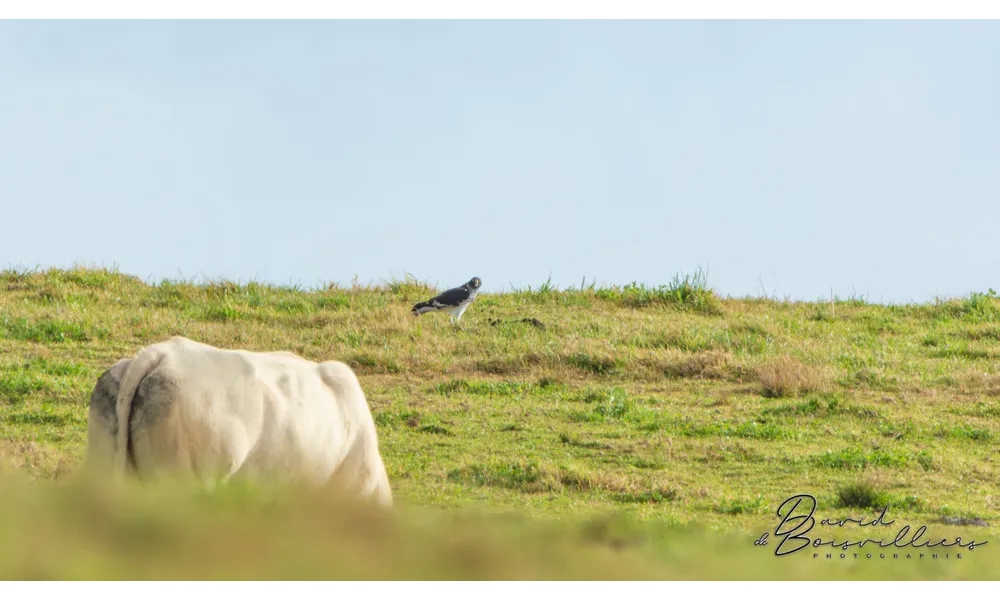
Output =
[{"x1": 426, "y1": 286, "x2": 471, "y2": 307}]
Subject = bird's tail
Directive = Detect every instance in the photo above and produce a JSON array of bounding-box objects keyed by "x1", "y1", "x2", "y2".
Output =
[{"x1": 411, "y1": 301, "x2": 432, "y2": 316}]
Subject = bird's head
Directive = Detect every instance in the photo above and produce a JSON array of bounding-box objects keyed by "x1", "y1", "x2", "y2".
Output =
[{"x1": 467, "y1": 277, "x2": 482, "y2": 290}]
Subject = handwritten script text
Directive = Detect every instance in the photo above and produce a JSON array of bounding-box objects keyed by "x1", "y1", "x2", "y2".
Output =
[{"x1": 756, "y1": 494, "x2": 987, "y2": 557}]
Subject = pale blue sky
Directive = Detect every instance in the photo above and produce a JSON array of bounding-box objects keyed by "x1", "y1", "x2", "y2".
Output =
[{"x1": 2, "y1": 20, "x2": 997, "y2": 303}]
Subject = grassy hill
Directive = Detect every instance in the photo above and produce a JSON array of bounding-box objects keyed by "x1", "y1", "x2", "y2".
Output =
[{"x1": 1, "y1": 266, "x2": 998, "y2": 579}]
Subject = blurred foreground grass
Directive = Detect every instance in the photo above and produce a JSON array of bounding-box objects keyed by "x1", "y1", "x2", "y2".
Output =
[{"x1": 0, "y1": 471, "x2": 994, "y2": 580}]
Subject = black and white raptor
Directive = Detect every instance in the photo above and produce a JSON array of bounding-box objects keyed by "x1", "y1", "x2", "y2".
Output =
[{"x1": 410, "y1": 277, "x2": 482, "y2": 324}]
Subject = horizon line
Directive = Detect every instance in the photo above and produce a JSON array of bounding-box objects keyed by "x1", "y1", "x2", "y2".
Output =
[{"x1": 2, "y1": 262, "x2": 994, "y2": 307}]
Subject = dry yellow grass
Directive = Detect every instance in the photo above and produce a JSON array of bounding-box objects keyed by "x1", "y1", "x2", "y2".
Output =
[{"x1": 755, "y1": 355, "x2": 828, "y2": 398}]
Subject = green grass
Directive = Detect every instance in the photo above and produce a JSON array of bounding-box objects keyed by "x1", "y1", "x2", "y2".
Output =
[{"x1": 1, "y1": 266, "x2": 998, "y2": 580}]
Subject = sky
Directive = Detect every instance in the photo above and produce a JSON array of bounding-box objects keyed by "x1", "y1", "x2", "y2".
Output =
[{"x1": 1, "y1": 20, "x2": 998, "y2": 303}]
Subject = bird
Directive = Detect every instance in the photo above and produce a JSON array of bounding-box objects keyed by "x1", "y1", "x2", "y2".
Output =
[{"x1": 411, "y1": 277, "x2": 482, "y2": 324}]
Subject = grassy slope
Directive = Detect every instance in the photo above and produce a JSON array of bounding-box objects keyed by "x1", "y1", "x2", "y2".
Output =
[{"x1": 1, "y1": 267, "x2": 998, "y2": 579}]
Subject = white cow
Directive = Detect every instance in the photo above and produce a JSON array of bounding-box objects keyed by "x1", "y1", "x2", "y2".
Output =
[{"x1": 86, "y1": 336, "x2": 392, "y2": 506}]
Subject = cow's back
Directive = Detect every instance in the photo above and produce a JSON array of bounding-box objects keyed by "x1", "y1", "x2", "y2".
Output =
[
  {"x1": 235, "y1": 352, "x2": 392, "y2": 505},
  {"x1": 233, "y1": 350, "x2": 351, "y2": 484},
  {"x1": 94, "y1": 337, "x2": 392, "y2": 505}
]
